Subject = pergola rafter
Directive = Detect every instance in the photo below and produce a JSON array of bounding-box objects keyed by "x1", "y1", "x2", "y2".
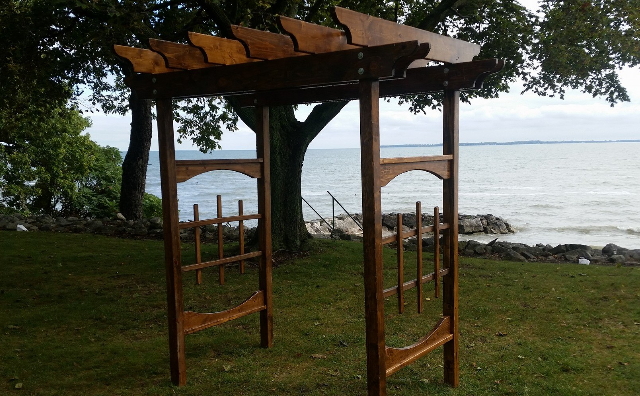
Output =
[{"x1": 115, "y1": 7, "x2": 503, "y2": 395}]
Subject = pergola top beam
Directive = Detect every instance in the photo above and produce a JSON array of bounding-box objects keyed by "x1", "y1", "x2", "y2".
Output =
[{"x1": 278, "y1": 16, "x2": 360, "y2": 54}]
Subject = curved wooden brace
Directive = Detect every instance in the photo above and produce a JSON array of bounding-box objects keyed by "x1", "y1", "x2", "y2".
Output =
[
  {"x1": 230, "y1": 25, "x2": 306, "y2": 60},
  {"x1": 385, "y1": 316, "x2": 453, "y2": 376},
  {"x1": 278, "y1": 16, "x2": 360, "y2": 54},
  {"x1": 113, "y1": 45, "x2": 178, "y2": 74},
  {"x1": 332, "y1": 7, "x2": 480, "y2": 64},
  {"x1": 148, "y1": 39, "x2": 215, "y2": 70},
  {"x1": 183, "y1": 291, "x2": 266, "y2": 334},
  {"x1": 175, "y1": 159, "x2": 263, "y2": 183},
  {"x1": 187, "y1": 32, "x2": 259, "y2": 65},
  {"x1": 380, "y1": 155, "x2": 452, "y2": 187}
]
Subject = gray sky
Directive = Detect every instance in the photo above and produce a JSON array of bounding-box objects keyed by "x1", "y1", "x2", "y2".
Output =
[{"x1": 85, "y1": 1, "x2": 640, "y2": 151}]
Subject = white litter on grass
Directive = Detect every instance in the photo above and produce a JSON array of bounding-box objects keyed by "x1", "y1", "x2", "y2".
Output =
[
  {"x1": 578, "y1": 257, "x2": 590, "y2": 265},
  {"x1": 16, "y1": 224, "x2": 28, "y2": 232}
]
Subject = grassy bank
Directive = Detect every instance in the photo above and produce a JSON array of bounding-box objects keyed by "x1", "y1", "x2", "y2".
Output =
[{"x1": 1, "y1": 232, "x2": 638, "y2": 395}]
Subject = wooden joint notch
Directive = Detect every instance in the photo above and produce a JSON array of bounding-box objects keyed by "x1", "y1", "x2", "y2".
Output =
[
  {"x1": 183, "y1": 291, "x2": 266, "y2": 334},
  {"x1": 277, "y1": 16, "x2": 360, "y2": 54},
  {"x1": 176, "y1": 159, "x2": 263, "y2": 182},
  {"x1": 230, "y1": 25, "x2": 306, "y2": 60},
  {"x1": 187, "y1": 32, "x2": 259, "y2": 65},
  {"x1": 380, "y1": 155, "x2": 453, "y2": 187},
  {"x1": 385, "y1": 316, "x2": 453, "y2": 376},
  {"x1": 182, "y1": 251, "x2": 262, "y2": 272},
  {"x1": 113, "y1": 45, "x2": 179, "y2": 74},
  {"x1": 148, "y1": 39, "x2": 215, "y2": 70}
]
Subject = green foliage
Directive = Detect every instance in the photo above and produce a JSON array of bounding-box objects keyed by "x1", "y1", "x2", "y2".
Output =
[
  {"x1": 142, "y1": 192, "x2": 163, "y2": 218},
  {"x1": 0, "y1": 106, "x2": 124, "y2": 218}
]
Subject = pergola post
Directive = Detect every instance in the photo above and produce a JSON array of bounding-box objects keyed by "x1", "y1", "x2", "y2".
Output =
[
  {"x1": 442, "y1": 90, "x2": 460, "y2": 386},
  {"x1": 156, "y1": 98, "x2": 187, "y2": 386},
  {"x1": 359, "y1": 79, "x2": 387, "y2": 396}
]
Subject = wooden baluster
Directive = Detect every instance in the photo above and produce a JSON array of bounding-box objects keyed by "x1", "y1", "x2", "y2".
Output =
[
  {"x1": 416, "y1": 201, "x2": 423, "y2": 313},
  {"x1": 217, "y1": 195, "x2": 225, "y2": 285},
  {"x1": 396, "y1": 213, "x2": 404, "y2": 314},
  {"x1": 239, "y1": 200, "x2": 245, "y2": 274},
  {"x1": 194, "y1": 204, "x2": 203, "y2": 285},
  {"x1": 434, "y1": 206, "x2": 440, "y2": 298}
]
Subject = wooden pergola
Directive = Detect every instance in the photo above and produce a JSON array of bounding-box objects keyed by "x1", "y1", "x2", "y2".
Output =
[{"x1": 116, "y1": 7, "x2": 503, "y2": 395}]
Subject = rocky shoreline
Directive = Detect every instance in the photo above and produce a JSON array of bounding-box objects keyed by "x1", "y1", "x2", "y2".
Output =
[{"x1": 2, "y1": 213, "x2": 638, "y2": 265}]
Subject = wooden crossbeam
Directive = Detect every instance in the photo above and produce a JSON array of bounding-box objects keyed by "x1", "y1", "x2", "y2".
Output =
[
  {"x1": 148, "y1": 39, "x2": 215, "y2": 70},
  {"x1": 230, "y1": 25, "x2": 305, "y2": 60},
  {"x1": 183, "y1": 291, "x2": 266, "y2": 334},
  {"x1": 381, "y1": 223, "x2": 450, "y2": 245},
  {"x1": 380, "y1": 155, "x2": 453, "y2": 186},
  {"x1": 127, "y1": 41, "x2": 431, "y2": 99},
  {"x1": 113, "y1": 45, "x2": 178, "y2": 74},
  {"x1": 176, "y1": 159, "x2": 263, "y2": 182},
  {"x1": 278, "y1": 16, "x2": 360, "y2": 53},
  {"x1": 333, "y1": 7, "x2": 480, "y2": 64},
  {"x1": 187, "y1": 32, "x2": 259, "y2": 65},
  {"x1": 178, "y1": 214, "x2": 262, "y2": 229},
  {"x1": 382, "y1": 268, "x2": 449, "y2": 298},
  {"x1": 181, "y1": 251, "x2": 262, "y2": 272},
  {"x1": 233, "y1": 59, "x2": 504, "y2": 107}
]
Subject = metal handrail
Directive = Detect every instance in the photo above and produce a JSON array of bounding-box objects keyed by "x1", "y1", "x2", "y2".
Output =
[
  {"x1": 327, "y1": 191, "x2": 363, "y2": 231},
  {"x1": 302, "y1": 197, "x2": 334, "y2": 232}
]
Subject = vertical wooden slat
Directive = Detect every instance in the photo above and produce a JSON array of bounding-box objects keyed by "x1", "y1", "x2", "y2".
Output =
[
  {"x1": 239, "y1": 200, "x2": 245, "y2": 274},
  {"x1": 194, "y1": 204, "x2": 203, "y2": 285},
  {"x1": 156, "y1": 98, "x2": 186, "y2": 386},
  {"x1": 416, "y1": 201, "x2": 423, "y2": 313},
  {"x1": 217, "y1": 195, "x2": 225, "y2": 285},
  {"x1": 434, "y1": 206, "x2": 440, "y2": 298},
  {"x1": 359, "y1": 79, "x2": 386, "y2": 396},
  {"x1": 442, "y1": 90, "x2": 460, "y2": 387},
  {"x1": 256, "y1": 106, "x2": 274, "y2": 348},
  {"x1": 396, "y1": 213, "x2": 404, "y2": 314}
]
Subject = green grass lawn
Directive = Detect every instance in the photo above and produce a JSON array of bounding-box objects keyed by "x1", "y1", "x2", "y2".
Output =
[{"x1": 1, "y1": 232, "x2": 638, "y2": 395}]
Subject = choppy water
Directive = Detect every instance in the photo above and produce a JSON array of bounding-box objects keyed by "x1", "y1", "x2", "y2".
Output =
[{"x1": 145, "y1": 142, "x2": 640, "y2": 249}]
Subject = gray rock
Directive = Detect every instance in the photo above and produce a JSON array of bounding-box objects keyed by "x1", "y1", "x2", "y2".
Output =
[
  {"x1": 602, "y1": 243, "x2": 627, "y2": 256},
  {"x1": 503, "y1": 249, "x2": 528, "y2": 262},
  {"x1": 609, "y1": 255, "x2": 626, "y2": 264},
  {"x1": 459, "y1": 216, "x2": 484, "y2": 234}
]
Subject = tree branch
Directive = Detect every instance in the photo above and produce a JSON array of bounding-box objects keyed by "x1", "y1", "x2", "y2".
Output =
[
  {"x1": 417, "y1": 0, "x2": 468, "y2": 31},
  {"x1": 299, "y1": 101, "x2": 349, "y2": 147},
  {"x1": 195, "y1": 0, "x2": 234, "y2": 38}
]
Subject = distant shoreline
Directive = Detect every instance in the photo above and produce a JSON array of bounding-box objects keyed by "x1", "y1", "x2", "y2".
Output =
[{"x1": 381, "y1": 139, "x2": 640, "y2": 148}]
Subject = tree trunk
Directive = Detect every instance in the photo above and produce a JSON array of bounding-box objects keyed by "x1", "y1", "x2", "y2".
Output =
[{"x1": 119, "y1": 89, "x2": 152, "y2": 220}]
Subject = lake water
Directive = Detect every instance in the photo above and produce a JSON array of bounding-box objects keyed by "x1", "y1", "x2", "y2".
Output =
[{"x1": 144, "y1": 142, "x2": 640, "y2": 249}]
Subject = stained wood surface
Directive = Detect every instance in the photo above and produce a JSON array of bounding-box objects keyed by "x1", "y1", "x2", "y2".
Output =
[
  {"x1": 230, "y1": 25, "x2": 305, "y2": 60},
  {"x1": 380, "y1": 223, "x2": 450, "y2": 245},
  {"x1": 175, "y1": 159, "x2": 263, "y2": 182},
  {"x1": 181, "y1": 252, "x2": 262, "y2": 272},
  {"x1": 183, "y1": 291, "x2": 266, "y2": 334},
  {"x1": 194, "y1": 204, "x2": 203, "y2": 285},
  {"x1": 434, "y1": 206, "x2": 440, "y2": 298},
  {"x1": 382, "y1": 268, "x2": 450, "y2": 298},
  {"x1": 380, "y1": 156, "x2": 452, "y2": 187},
  {"x1": 127, "y1": 41, "x2": 430, "y2": 99},
  {"x1": 278, "y1": 16, "x2": 359, "y2": 53},
  {"x1": 234, "y1": 59, "x2": 504, "y2": 107},
  {"x1": 156, "y1": 99, "x2": 187, "y2": 386},
  {"x1": 385, "y1": 316, "x2": 453, "y2": 376},
  {"x1": 113, "y1": 45, "x2": 177, "y2": 74},
  {"x1": 187, "y1": 32, "x2": 259, "y2": 65},
  {"x1": 148, "y1": 39, "x2": 214, "y2": 70},
  {"x1": 216, "y1": 195, "x2": 225, "y2": 285},
  {"x1": 396, "y1": 213, "x2": 404, "y2": 314},
  {"x1": 333, "y1": 7, "x2": 480, "y2": 63},
  {"x1": 416, "y1": 201, "x2": 424, "y2": 313},
  {"x1": 177, "y1": 213, "x2": 261, "y2": 229},
  {"x1": 239, "y1": 200, "x2": 245, "y2": 274}
]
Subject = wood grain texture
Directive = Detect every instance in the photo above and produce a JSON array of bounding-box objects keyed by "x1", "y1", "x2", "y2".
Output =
[
  {"x1": 234, "y1": 59, "x2": 504, "y2": 107},
  {"x1": 416, "y1": 201, "x2": 423, "y2": 313},
  {"x1": 278, "y1": 16, "x2": 359, "y2": 53},
  {"x1": 359, "y1": 79, "x2": 387, "y2": 396},
  {"x1": 187, "y1": 32, "x2": 259, "y2": 65},
  {"x1": 194, "y1": 204, "x2": 203, "y2": 285},
  {"x1": 127, "y1": 41, "x2": 430, "y2": 99},
  {"x1": 175, "y1": 159, "x2": 263, "y2": 182},
  {"x1": 382, "y1": 268, "x2": 450, "y2": 298},
  {"x1": 333, "y1": 7, "x2": 480, "y2": 63},
  {"x1": 183, "y1": 291, "x2": 266, "y2": 334},
  {"x1": 442, "y1": 90, "x2": 460, "y2": 387},
  {"x1": 379, "y1": 157, "x2": 451, "y2": 187},
  {"x1": 239, "y1": 200, "x2": 245, "y2": 274},
  {"x1": 230, "y1": 25, "x2": 305, "y2": 60},
  {"x1": 385, "y1": 316, "x2": 453, "y2": 376},
  {"x1": 256, "y1": 106, "x2": 274, "y2": 348},
  {"x1": 113, "y1": 45, "x2": 178, "y2": 74},
  {"x1": 181, "y1": 251, "x2": 262, "y2": 272},
  {"x1": 148, "y1": 39, "x2": 215, "y2": 70},
  {"x1": 396, "y1": 213, "x2": 404, "y2": 314},
  {"x1": 156, "y1": 99, "x2": 187, "y2": 386},
  {"x1": 216, "y1": 195, "x2": 225, "y2": 285},
  {"x1": 434, "y1": 206, "x2": 440, "y2": 299}
]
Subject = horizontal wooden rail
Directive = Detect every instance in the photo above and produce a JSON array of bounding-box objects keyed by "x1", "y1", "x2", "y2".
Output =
[
  {"x1": 176, "y1": 159, "x2": 263, "y2": 182},
  {"x1": 385, "y1": 316, "x2": 453, "y2": 376},
  {"x1": 178, "y1": 213, "x2": 262, "y2": 229},
  {"x1": 381, "y1": 223, "x2": 450, "y2": 245},
  {"x1": 182, "y1": 251, "x2": 262, "y2": 272},
  {"x1": 183, "y1": 291, "x2": 266, "y2": 334},
  {"x1": 380, "y1": 155, "x2": 452, "y2": 187},
  {"x1": 383, "y1": 268, "x2": 449, "y2": 298}
]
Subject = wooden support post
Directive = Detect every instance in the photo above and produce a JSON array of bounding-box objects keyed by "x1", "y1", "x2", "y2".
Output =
[
  {"x1": 396, "y1": 213, "x2": 404, "y2": 314},
  {"x1": 442, "y1": 90, "x2": 460, "y2": 387},
  {"x1": 359, "y1": 79, "x2": 386, "y2": 396},
  {"x1": 256, "y1": 106, "x2": 274, "y2": 348},
  {"x1": 194, "y1": 204, "x2": 203, "y2": 285},
  {"x1": 156, "y1": 99, "x2": 187, "y2": 386},
  {"x1": 434, "y1": 206, "x2": 440, "y2": 298},
  {"x1": 416, "y1": 201, "x2": 423, "y2": 313},
  {"x1": 217, "y1": 194, "x2": 225, "y2": 285},
  {"x1": 239, "y1": 200, "x2": 245, "y2": 274}
]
